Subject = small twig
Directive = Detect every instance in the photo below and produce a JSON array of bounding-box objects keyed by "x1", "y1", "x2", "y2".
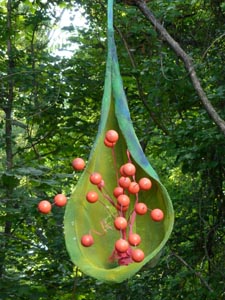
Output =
[
  {"x1": 170, "y1": 251, "x2": 214, "y2": 293},
  {"x1": 202, "y1": 32, "x2": 225, "y2": 61},
  {"x1": 132, "y1": 0, "x2": 225, "y2": 137},
  {"x1": 114, "y1": 25, "x2": 169, "y2": 135},
  {"x1": 71, "y1": 266, "x2": 79, "y2": 300}
]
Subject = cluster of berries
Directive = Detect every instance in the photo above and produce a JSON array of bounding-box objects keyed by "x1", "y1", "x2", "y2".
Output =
[
  {"x1": 38, "y1": 194, "x2": 67, "y2": 214},
  {"x1": 72, "y1": 129, "x2": 164, "y2": 265}
]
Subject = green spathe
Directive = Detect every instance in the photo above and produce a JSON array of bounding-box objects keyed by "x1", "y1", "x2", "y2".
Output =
[{"x1": 64, "y1": 0, "x2": 174, "y2": 283}]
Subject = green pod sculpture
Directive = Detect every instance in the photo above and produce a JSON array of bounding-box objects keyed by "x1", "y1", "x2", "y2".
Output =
[{"x1": 64, "y1": 0, "x2": 174, "y2": 283}]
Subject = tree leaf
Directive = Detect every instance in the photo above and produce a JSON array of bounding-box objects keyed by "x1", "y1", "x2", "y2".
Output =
[{"x1": 64, "y1": 0, "x2": 174, "y2": 283}]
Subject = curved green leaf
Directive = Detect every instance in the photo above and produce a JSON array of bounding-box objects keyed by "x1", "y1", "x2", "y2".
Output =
[{"x1": 64, "y1": 0, "x2": 174, "y2": 283}]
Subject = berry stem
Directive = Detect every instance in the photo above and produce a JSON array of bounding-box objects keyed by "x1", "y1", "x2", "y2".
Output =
[
  {"x1": 111, "y1": 146, "x2": 119, "y2": 184},
  {"x1": 100, "y1": 189, "x2": 116, "y2": 207},
  {"x1": 126, "y1": 149, "x2": 132, "y2": 162},
  {"x1": 91, "y1": 220, "x2": 113, "y2": 236},
  {"x1": 98, "y1": 198, "x2": 117, "y2": 219},
  {"x1": 121, "y1": 228, "x2": 127, "y2": 240},
  {"x1": 129, "y1": 211, "x2": 136, "y2": 235},
  {"x1": 128, "y1": 192, "x2": 139, "y2": 235}
]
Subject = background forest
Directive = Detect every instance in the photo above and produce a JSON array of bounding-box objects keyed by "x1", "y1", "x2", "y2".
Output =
[{"x1": 0, "y1": 0, "x2": 224, "y2": 299}]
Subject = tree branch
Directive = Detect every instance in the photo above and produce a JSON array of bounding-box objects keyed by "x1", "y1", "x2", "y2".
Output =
[
  {"x1": 114, "y1": 25, "x2": 169, "y2": 135},
  {"x1": 130, "y1": 0, "x2": 225, "y2": 136},
  {"x1": 170, "y1": 251, "x2": 214, "y2": 293}
]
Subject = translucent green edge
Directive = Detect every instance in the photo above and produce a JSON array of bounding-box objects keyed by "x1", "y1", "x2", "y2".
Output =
[
  {"x1": 64, "y1": 0, "x2": 174, "y2": 283},
  {"x1": 64, "y1": 94, "x2": 174, "y2": 283},
  {"x1": 64, "y1": 81, "x2": 174, "y2": 283}
]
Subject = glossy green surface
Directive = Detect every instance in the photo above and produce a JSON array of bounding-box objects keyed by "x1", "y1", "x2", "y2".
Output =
[{"x1": 64, "y1": 0, "x2": 174, "y2": 283}]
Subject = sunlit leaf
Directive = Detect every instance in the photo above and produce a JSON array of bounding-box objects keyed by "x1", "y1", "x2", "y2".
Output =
[{"x1": 64, "y1": 0, "x2": 174, "y2": 283}]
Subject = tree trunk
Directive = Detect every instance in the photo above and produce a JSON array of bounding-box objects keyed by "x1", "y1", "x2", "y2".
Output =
[{"x1": 0, "y1": 0, "x2": 14, "y2": 278}]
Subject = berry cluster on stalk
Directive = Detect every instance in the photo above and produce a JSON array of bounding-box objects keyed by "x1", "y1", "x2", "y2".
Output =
[{"x1": 73, "y1": 129, "x2": 164, "y2": 266}]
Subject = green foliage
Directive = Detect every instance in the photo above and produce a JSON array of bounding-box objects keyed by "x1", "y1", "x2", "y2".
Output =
[{"x1": 0, "y1": 0, "x2": 224, "y2": 299}]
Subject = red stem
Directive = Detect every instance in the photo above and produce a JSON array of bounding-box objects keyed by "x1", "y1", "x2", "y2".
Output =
[
  {"x1": 111, "y1": 146, "x2": 119, "y2": 184},
  {"x1": 128, "y1": 191, "x2": 139, "y2": 235}
]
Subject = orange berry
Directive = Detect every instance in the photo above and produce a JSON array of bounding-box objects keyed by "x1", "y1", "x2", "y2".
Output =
[
  {"x1": 139, "y1": 177, "x2": 152, "y2": 190},
  {"x1": 150, "y1": 208, "x2": 164, "y2": 222},
  {"x1": 90, "y1": 172, "x2": 102, "y2": 185},
  {"x1": 135, "y1": 203, "x2": 148, "y2": 215},
  {"x1": 105, "y1": 129, "x2": 119, "y2": 143},
  {"x1": 72, "y1": 158, "x2": 85, "y2": 171},
  {"x1": 114, "y1": 216, "x2": 128, "y2": 230},
  {"x1": 104, "y1": 138, "x2": 115, "y2": 148},
  {"x1": 115, "y1": 239, "x2": 129, "y2": 253},
  {"x1": 54, "y1": 194, "x2": 67, "y2": 207},
  {"x1": 128, "y1": 233, "x2": 141, "y2": 246},
  {"x1": 122, "y1": 163, "x2": 136, "y2": 176},
  {"x1": 81, "y1": 234, "x2": 94, "y2": 247},
  {"x1": 132, "y1": 249, "x2": 145, "y2": 262},
  {"x1": 117, "y1": 194, "x2": 130, "y2": 207},
  {"x1": 86, "y1": 191, "x2": 98, "y2": 203},
  {"x1": 113, "y1": 186, "x2": 124, "y2": 197},
  {"x1": 38, "y1": 200, "x2": 51, "y2": 214},
  {"x1": 118, "y1": 176, "x2": 131, "y2": 189},
  {"x1": 128, "y1": 182, "x2": 140, "y2": 194}
]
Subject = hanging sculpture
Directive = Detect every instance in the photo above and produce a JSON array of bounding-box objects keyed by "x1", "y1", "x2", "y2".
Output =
[{"x1": 64, "y1": 0, "x2": 174, "y2": 283}]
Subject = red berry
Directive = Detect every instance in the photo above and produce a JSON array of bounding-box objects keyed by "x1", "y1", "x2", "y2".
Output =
[
  {"x1": 38, "y1": 200, "x2": 51, "y2": 214},
  {"x1": 54, "y1": 194, "x2": 67, "y2": 207},
  {"x1": 118, "y1": 176, "x2": 131, "y2": 189},
  {"x1": 117, "y1": 194, "x2": 130, "y2": 207},
  {"x1": 150, "y1": 208, "x2": 164, "y2": 222},
  {"x1": 90, "y1": 172, "x2": 102, "y2": 185},
  {"x1": 81, "y1": 234, "x2": 94, "y2": 247},
  {"x1": 113, "y1": 186, "x2": 124, "y2": 198},
  {"x1": 105, "y1": 129, "x2": 119, "y2": 143},
  {"x1": 72, "y1": 157, "x2": 85, "y2": 171},
  {"x1": 128, "y1": 233, "x2": 141, "y2": 246},
  {"x1": 128, "y1": 182, "x2": 140, "y2": 194},
  {"x1": 135, "y1": 203, "x2": 148, "y2": 215},
  {"x1": 104, "y1": 138, "x2": 115, "y2": 148},
  {"x1": 115, "y1": 239, "x2": 129, "y2": 253},
  {"x1": 132, "y1": 249, "x2": 145, "y2": 262},
  {"x1": 122, "y1": 163, "x2": 136, "y2": 176},
  {"x1": 114, "y1": 216, "x2": 128, "y2": 230},
  {"x1": 138, "y1": 177, "x2": 152, "y2": 190},
  {"x1": 119, "y1": 165, "x2": 126, "y2": 176},
  {"x1": 86, "y1": 191, "x2": 98, "y2": 203}
]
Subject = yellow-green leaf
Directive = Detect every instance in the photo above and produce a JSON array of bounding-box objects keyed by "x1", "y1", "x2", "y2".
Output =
[{"x1": 64, "y1": 0, "x2": 174, "y2": 283}]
